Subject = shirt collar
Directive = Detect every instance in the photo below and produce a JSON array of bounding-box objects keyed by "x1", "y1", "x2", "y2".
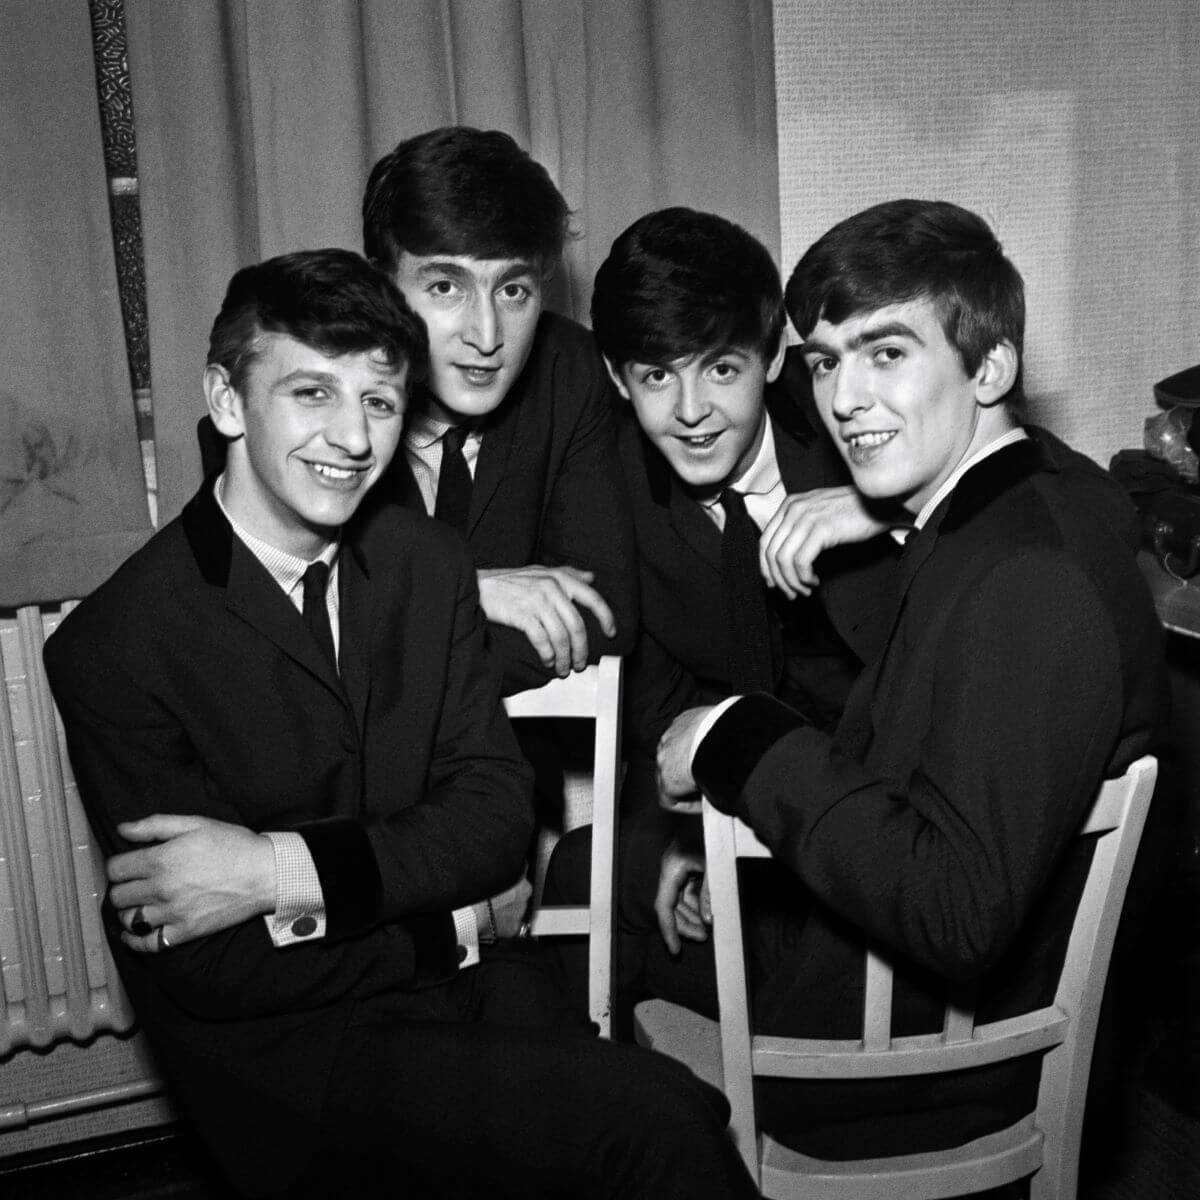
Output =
[
  {"x1": 891, "y1": 427, "x2": 1027, "y2": 543},
  {"x1": 213, "y1": 474, "x2": 339, "y2": 594}
]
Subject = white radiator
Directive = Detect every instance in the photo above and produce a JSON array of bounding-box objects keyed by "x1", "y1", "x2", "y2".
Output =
[{"x1": 0, "y1": 603, "x2": 138, "y2": 1053}]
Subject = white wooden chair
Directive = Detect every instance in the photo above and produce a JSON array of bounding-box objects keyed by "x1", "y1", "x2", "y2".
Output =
[
  {"x1": 504, "y1": 656, "x2": 623, "y2": 1037},
  {"x1": 635, "y1": 755, "x2": 1157, "y2": 1198}
]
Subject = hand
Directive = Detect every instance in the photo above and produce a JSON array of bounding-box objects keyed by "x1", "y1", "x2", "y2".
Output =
[
  {"x1": 473, "y1": 875, "x2": 533, "y2": 940},
  {"x1": 759, "y1": 486, "x2": 891, "y2": 599},
  {"x1": 656, "y1": 706, "x2": 714, "y2": 814},
  {"x1": 108, "y1": 814, "x2": 276, "y2": 953},
  {"x1": 477, "y1": 565, "x2": 617, "y2": 677},
  {"x1": 654, "y1": 837, "x2": 711, "y2": 954}
]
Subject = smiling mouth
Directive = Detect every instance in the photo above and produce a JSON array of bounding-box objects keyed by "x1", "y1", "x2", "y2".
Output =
[
  {"x1": 675, "y1": 432, "x2": 723, "y2": 450},
  {"x1": 307, "y1": 461, "x2": 369, "y2": 483},
  {"x1": 844, "y1": 430, "x2": 896, "y2": 464}
]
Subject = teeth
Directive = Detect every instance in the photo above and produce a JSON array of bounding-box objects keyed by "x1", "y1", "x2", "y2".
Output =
[
  {"x1": 849, "y1": 431, "x2": 894, "y2": 447},
  {"x1": 312, "y1": 463, "x2": 357, "y2": 480}
]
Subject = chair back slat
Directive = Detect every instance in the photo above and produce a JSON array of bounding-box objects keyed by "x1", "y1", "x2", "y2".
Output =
[{"x1": 862, "y1": 951, "x2": 894, "y2": 1051}]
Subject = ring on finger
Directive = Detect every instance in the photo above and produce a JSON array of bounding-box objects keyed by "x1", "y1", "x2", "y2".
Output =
[
  {"x1": 157, "y1": 926, "x2": 172, "y2": 952},
  {"x1": 130, "y1": 906, "x2": 153, "y2": 937}
]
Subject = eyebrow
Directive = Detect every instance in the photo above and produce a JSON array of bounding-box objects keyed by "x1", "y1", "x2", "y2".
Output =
[
  {"x1": 274, "y1": 368, "x2": 402, "y2": 392},
  {"x1": 801, "y1": 320, "x2": 925, "y2": 357},
  {"x1": 415, "y1": 259, "x2": 539, "y2": 284}
]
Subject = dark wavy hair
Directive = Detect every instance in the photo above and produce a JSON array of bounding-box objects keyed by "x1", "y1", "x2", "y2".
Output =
[
  {"x1": 591, "y1": 207, "x2": 785, "y2": 368},
  {"x1": 785, "y1": 199, "x2": 1025, "y2": 406},
  {"x1": 206, "y1": 248, "x2": 428, "y2": 392},
  {"x1": 362, "y1": 126, "x2": 571, "y2": 274}
]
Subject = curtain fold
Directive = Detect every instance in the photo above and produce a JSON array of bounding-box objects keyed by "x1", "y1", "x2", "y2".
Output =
[
  {"x1": 1, "y1": 0, "x2": 152, "y2": 607},
  {"x1": 126, "y1": 0, "x2": 779, "y2": 523}
]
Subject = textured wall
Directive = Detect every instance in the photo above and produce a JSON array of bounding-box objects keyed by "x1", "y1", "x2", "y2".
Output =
[{"x1": 773, "y1": 0, "x2": 1200, "y2": 464}]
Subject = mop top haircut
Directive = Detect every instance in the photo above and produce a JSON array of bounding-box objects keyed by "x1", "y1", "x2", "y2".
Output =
[
  {"x1": 590, "y1": 206, "x2": 786, "y2": 369},
  {"x1": 362, "y1": 126, "x2": 572, "y2": 274},
  {"x1": 206, "y1": 248, "x2": 428, "y2": 394},
  {"x1": 784, "y1": 198, "x2": 1025, "y2": 407}
]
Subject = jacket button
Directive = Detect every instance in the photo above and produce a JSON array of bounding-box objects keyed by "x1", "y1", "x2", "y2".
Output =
[{"x1": 291, "y1": 915, "x2": 318, "y2": 937}]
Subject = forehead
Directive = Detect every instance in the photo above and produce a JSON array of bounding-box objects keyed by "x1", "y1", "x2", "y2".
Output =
[
  {"x1": 805, "y1": 298, "x2": 949, "y2": 353},
  {"x1": 393, "y1": 251, "x2": 541, "y2": 288},
  {"x1": 246, "y1": 332, "x2": 406, "y2": 388}
]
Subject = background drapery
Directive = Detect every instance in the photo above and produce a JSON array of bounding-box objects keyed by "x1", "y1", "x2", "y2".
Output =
[
  {"x1": 125, "y1": 0, "x2": 780, "y2": 524},
  {"x1": 0, "y1": 0, "x2": 152, "y2": 607}
]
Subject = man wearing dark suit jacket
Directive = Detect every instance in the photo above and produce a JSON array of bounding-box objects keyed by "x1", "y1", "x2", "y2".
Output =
[
  {"x1": 656, "y1": 200, "x2": 1166, "y2": 1157},
  {"x1": 45, "y1": 250, "x2": 756, "y2": 1200},
  {"x1": 363, "y1": 126, "x2": 637, "y2": 696}
]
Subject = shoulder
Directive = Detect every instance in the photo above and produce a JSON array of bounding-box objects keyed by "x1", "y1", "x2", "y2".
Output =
[
  {"x1": 45, "y1": 519, "x2": 197, "y2": 678},
  {"x1": 351, "y1": 494, "x2": 476, "y2": 587},
  {"x1": 519, "y1": 311, "x2": 608, "y2": 404}
]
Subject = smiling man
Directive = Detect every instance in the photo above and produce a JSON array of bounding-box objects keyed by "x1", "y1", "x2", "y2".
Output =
[
  {"x1": 44, "y1": 250, "x2": 757, "y2": 1200},
  {"x1": 363, "y1": 126, "x2": 636, "y2": 693},
  {"x1": 652, "y1": 199, "x2": 1166, "y2": 1160}
]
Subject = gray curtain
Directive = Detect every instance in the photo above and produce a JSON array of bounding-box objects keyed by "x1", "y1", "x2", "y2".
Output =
[
  {"x1": 1, "y1": 0, "x2": 152, "y2": 607},
  {"x1": 125, "y1": 0, "x2": 780, "y2": 522}
]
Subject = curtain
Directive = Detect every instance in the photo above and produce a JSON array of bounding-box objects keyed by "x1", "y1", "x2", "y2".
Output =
[
  {"x1": 0, "y1": 0, "x2": 152, "y2": 607},
  {"x1": 125, "y1": 0, "x2": 780, "y2": 523}
]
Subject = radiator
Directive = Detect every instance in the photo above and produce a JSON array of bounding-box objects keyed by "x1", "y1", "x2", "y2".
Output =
[{"x1": 0, "y1": 603, "x2": 138, "y2": 1054}]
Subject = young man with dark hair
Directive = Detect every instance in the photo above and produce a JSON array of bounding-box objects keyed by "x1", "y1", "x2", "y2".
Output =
[
  {"x1": 654, "y1": 199, "x2": 1165, "y2": 1158},
  {"x1": 363, "y1": 126, "x2": 637, "y2": 694},
  {"x1": 46, "y1": 250, "x2": 756, "y2": 1200},
  {"x1": 546, "y1": 206, "x2": 892, "y2": 1029}
]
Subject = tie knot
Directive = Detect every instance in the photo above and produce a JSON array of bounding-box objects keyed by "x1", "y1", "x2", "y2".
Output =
[
  {"x1": 443, "y1": 425, "x2": 468, "y2": 455},
  {"x1": 719, "y1": 488, "x2": 748, "y2": 518},
  {"x1": 302, "y1": 561, "x2": 330, "y2": 602}
]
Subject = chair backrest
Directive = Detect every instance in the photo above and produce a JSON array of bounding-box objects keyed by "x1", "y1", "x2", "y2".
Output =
[
  {"x1": 503, "y1": 656, "x2": 623, "y2": 1037},
  {"x1": 702, "y1": 754, "x2": 1157, "y2": 1197}
]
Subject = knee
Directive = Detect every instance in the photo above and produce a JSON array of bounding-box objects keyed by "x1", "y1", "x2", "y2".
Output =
[{"x1": 543, "y1": 825, "x2": 593, "y2": 905}]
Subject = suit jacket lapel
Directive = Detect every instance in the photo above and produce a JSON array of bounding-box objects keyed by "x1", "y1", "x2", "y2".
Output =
[
  {"x1": 182, "y1": 479, "x2": 348, "y2": 703},
  {"x1": 336, "y1": 539, "x2": 372, "y2": 735},
  {"x1": 469, "y1": 382, "x2": 522, "y2": 537}
]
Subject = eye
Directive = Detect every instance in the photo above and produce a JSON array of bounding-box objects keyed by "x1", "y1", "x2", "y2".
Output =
[
  {"x1": 427, "y1": 279, "x2": 461, "y2": 300},
  {"x1": 806, "y1": 356, "x2": 836, "y2": 379},
  {"x1": 497, "y1": 282, "x2": 533, "y2": 305},
  {"x1": 293, "y1": 386, "x2": 330, "y2": 403},
  {"x1": 363, "y1": 394, "x2": 402, "y2": 417},
  {"x1": 707, "y1": 360, "x2": 741, "y2": 383},
  {"x1": 638, "y1": 367, "x2": 672, "y2": 389},
  {"x1": 874, "y1": 345, "x2": 905, "y2": 366}
]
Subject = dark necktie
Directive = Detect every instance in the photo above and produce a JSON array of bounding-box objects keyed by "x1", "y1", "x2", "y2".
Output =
[
  {"x1": 302, "y1": 561, "x2": 338, "y2": 672},
  {"x1": 434, "y1": 425, "x2": 473, "y2": 533},
  {"x1": 719, "y1": 489, "x2": 775, "y2": 693}
]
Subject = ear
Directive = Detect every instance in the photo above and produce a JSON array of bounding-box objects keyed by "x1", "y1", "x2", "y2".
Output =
[
  {"x1": 603, "y1": 356, "x2": 632, "y2": 402},
  {"x1": 203, "y1": 365, "x2": 246, "y2": 439},
  {"x1": 973, "y1": 340, "x2": 1018, "y2": 408},
  {"x1": 764, "y1": 328, "x2": 788, "y2": 384}
]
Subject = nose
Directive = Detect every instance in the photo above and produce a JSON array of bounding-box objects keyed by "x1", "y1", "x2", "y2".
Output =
[
  {"x1": 674, "y1": 377, "x2": 712, "y2": 427},
  {"x1": 463, "y1": 293, "x2": 501, "y2": 356},
  {"x1": 829, "y1": 362, "x2": 872, "y2": 422},
  {"x1": 325, "y1": 398, "x2": 372, "y2": 457}
]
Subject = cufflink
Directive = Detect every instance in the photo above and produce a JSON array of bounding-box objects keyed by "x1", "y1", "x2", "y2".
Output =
[{"x1": 291, "y1": 915, "x2": 317, "y2": 937}]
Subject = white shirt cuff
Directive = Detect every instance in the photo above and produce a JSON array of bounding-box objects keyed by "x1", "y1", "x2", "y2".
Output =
[
  {"x1": 262, "y1": 831, "x2": 326, "y2": 947},
  {"x1": 453, "y1": 905, "x2": 480, "y2": 969},
  {"x1": 689, "y1": 697, "x2": 742, "y2": 774}
]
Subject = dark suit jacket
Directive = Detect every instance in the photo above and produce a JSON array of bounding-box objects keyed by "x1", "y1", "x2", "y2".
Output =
[
  {"x1": 44, "y1": 481, "x2": 533, "y2": 1195},
  {"x1": 376, "y1": 311, "x2": 638, "y2": 694},
  {"x1": 694, "y1": 436, "x2": 1167, "y2": 1154}
]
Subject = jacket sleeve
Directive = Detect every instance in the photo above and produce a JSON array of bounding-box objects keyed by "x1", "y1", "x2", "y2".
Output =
[{"x1": 695, "y1": 552, "x2": 1127, "y2": 982}]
